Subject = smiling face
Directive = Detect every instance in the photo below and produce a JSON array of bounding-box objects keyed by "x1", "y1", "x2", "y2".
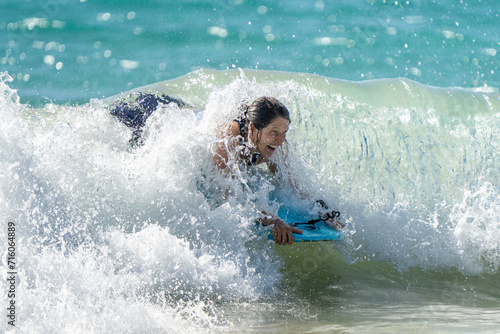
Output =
[{"x1": 249, "y1": 117, "x2": 290, "y2": 158}]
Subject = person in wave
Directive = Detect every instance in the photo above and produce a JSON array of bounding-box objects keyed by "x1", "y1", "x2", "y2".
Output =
[
  {"x1": 213, "y1": 96, "x2": 344, "y2": 245},
  {"x1": 110, "y1": 94, "x2": 344, "y2": 245}
]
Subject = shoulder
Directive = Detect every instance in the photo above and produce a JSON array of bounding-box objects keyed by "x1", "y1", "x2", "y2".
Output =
[
  {"x1": 214, "y1": 121, "x2": 243, "y2": 174},
  {"x1": 215, "y1": 120, "x2": 242, "y2": 157},
  {"x1": 229, "y1": 120, "x2": 242, "y2": 137},
  {"x1": 218, "y1": 120, "x2": 241, "y2": 139}
]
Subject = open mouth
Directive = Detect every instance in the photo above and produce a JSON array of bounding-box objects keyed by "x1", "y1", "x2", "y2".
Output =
[{"x1": 267, "y1": 144, "x2": 277, "y2": 152}]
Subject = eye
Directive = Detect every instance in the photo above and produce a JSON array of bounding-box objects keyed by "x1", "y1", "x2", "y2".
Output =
[{"x1": 270, "y1": 130, "x2": 287, "y2": 138}]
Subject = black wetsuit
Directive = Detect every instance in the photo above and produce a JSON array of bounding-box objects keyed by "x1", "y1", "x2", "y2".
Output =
[{"x1": 110, "y1": 93, "x2": 185, "y2": 146}]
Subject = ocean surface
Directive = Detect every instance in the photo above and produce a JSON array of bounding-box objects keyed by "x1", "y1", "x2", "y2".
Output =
[{"x1": 1, "y1": 1, "x2": 500, "y2": 333}]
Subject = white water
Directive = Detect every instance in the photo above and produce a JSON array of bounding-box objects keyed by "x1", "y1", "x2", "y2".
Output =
[{"x1": 1, "y1": 69, "x2": 499, "y2": 333}]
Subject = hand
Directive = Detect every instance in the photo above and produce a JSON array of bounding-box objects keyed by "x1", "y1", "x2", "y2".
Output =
[
  {"x1": 325, "y1": 216, "x2": 345, "y2": 231},
  {"x1": 316, "y1": 200, "x2": 345, "y2": 231},
  {"x1": 322, "y1": 211, "x2": 345, "y2": 230},
  {"x1": 270, "y1": 219, "x2": 303, "y2": 245}
]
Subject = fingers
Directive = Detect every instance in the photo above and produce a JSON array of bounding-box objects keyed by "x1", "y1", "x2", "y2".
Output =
[
  {"x1": 285, "y1": 229, "x2": 293, "y2": 245},
  {"x1": 272, "y1": 223, "x2": 297, "y2": 245},
  {"x1": 326, "y1": 218, "x2": 345, "y2": 230},
  {"x1": 273, "y1": 230, "x2": 284, "y2": 244},
  {"x1": 273, "y1": 229, "x2": 293, "y2": 244},
  {"x1": 334, "y1": 221, "x2": 346, "y2": 230}
]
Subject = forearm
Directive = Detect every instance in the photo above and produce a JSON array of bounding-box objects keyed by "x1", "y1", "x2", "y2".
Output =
[{"x1": 258, "y1": 211, "x2": 303, "y2": 245}]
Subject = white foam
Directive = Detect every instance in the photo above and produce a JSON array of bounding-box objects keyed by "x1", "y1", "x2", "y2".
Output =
[{"x1": 1, "y1": 70, "x2": 499, "y2": 332}]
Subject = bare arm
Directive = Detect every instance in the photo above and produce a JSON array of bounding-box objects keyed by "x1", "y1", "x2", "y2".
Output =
[
  {"x1": 213, "y1": 121, "x2": 242, "y2": 176},
  {"x1": 213, "y1": 140, "x2": 231, "y2": 175},
  {"x1": 258, "y1": 211, "x2": 303, "y2": 245}
]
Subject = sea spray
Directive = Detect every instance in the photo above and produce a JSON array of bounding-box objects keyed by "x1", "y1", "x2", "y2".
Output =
[
  {"x1": 1, "y1": 69, "x2": 499, "y2": 333},
  {"x1": 0, "y1": 73, "x2": 281, "y2": 333}
]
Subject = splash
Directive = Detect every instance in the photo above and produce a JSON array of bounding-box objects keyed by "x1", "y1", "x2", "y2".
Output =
[{"x1": 1, "y1": 69, "x2": 499, "y2": 333}]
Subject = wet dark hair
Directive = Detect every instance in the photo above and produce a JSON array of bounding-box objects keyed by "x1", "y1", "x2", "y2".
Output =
[{"x1": 238, "y1": 96, "x2": 290, "y2": 138}]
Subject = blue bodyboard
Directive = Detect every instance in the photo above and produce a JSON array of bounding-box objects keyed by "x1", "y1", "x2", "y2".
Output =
[{"x1": 267, "y1": 206, "x2": 344, "y2": 242}]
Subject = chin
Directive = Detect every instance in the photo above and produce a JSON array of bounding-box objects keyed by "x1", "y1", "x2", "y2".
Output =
[
  {"x1": 259, "y1": 144, "x2": 279, "y2": 157},
  {"x1": 266, "y1": 148, "x2": 277, "y2": 156}
]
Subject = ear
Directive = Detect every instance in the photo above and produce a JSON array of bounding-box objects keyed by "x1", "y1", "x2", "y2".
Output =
[
  {"x1": 248, "y1": 123, "x2": 262, "y2": 144},
  {"x1": 248, "y1": 122, "x2": 256, "y2": 136}
]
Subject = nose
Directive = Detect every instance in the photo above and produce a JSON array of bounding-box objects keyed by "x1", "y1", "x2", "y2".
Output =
[{"x1": 274, "y1": 133, "x2": 286, "y2": 145}]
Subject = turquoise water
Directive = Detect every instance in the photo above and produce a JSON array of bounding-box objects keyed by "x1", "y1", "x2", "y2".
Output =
[
  {"x1": 2, "y1": 0, "x2": 499, "y2": 105},
  {"x1": 1, "y1": 1, "x2": 500, "y2": 333}
]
